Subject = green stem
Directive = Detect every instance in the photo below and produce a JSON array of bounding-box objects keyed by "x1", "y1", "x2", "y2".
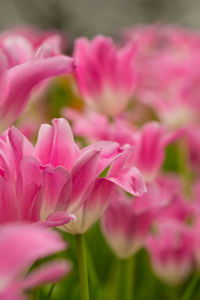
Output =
[
  {"x1": 181, "y1": 272, "x2": 199, "y2": 300},
  {"x1": 115, "y1": 256, "x2": 134, "y2": 300},
  {"x1": 75, "y1": 234, "x2": 90, "y2": 300},
  {"x1": 46, "y1": 283, "x2": 55, "y2": 300}
]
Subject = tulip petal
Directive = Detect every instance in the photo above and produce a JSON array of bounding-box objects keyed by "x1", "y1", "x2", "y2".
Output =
[
  {"x1": 0, "y1": 176, "x2": 18, "y2": 223},
  {"x1": 106, "y1": 145, "x2": 147, "y2": 196},
  {"x1": 64, "y1": 178, "x2": 116, "y2": 234},
  {"x1": 107, "y1": 166, "x2": 147, "y2": 196},
  {"x1": 81, "y1": 141, "x2": 120, "y2": 175},
  {"x1": 16, "y1": 157, "x2": 42, "y2": 222},
  {"x1": 0, "y1": 56, "x2": 75, "y2": 132},
  {"x1": 44, "y1": 211, "x2": 76, "y2": 227},
  {"x1": 36, "y1": 118, "x2": 77, "y2": 170},
  {"x1": 8, "y1": 127, "x2": 35, "y2": 162},
  {"x1": 0, "y1": 50, "x2": 8, "y2": 99},
  {"x1": 40, "y1": 166, "x2": 72, "y2": 220},
  {"x1": 70, "y1": 149, "x2": 100, "y2": 211},
  {"x1": 0, "y1": 224, "x2": 66, "y2": 279},
  {"x1": 22, "y1": 260, "x2": 70, "y2": 289}
]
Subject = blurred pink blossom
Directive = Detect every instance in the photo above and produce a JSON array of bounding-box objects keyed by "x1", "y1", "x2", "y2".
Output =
[
  {"x1": 132, "y1": 122, "x2": 184, "y2": 182},
  {"x1": 101, "y1": 189, "x2": 154, "y2": 259},
  {"x1": 65, "y1": 109, "x2": 182, "y2": 182},
  {"x1": 0, "y1": 27, "x2": 66, "y2": 67},
  {"x1": 0, "y1": 223, "x2": 70, "y2": 300},
  {"x1": 64, "y1": 108, "x2": 137, "y2": 146},
  {"x1": 123, "y1": 25, "x2": 200, "y2": 128},
  {"x1": 101, "y1": 173, "x2": 182, "y2": 259},
  {"x1": 146, "y1": 221, "x2": 195, "y2": 284},
  {"x1": 74, "y1": 35, "x2": 136, "y2": 116},
  {"x1": 0, "y1": 50, "x2": 75, "y2": 133}
]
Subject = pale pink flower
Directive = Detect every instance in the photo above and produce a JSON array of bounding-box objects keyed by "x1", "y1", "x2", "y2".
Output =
[
  {"x1": 146, "y1": 221, "x2": 195, "y2": 284},
  {"x1": 101, "y1": 189, "x2": 155, "y2": 259},
  {"x1": 140, "y1": 173, "x2": 197, "y2": 228},
  {"x1": 101, "y1": 173, "x2": 183, "y2": 259},
  {"x1": 0, "y1": 223, "x2": 70, "y2": 300},
  {"x1": 133, "y1": 174, "x2": 182, "y2": 215},
  {"x1": 74, "y1": 35, "x2": 136, "y2": 116},
  {"x1": 123, "y1": 25, "x2": 200, "y2": 128}
]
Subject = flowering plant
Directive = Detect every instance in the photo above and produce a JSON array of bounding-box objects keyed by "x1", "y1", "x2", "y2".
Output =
[{"x1": 0, "y1": 24, "x2": 200, "y2": 300}]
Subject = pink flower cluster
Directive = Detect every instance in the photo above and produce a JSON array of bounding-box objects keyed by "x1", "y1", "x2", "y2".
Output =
[
  {"x1": 68, "y1": 25, "x2": 200, "y2": 285},
  {"x1": 1, "y1": 23, "x2": 200, "y2": 299}
]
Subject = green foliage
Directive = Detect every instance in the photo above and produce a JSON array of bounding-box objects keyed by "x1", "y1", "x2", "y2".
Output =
[{"x1": 35, "y1": 222, "x2": 196, "y2": 300}]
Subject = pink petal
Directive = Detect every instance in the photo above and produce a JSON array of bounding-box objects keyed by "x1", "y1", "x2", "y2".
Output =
[
  {"x1": 74, "y1": 178, "x2": 116, "y2": 234},
  {"x1": 0, "y1": 288, "x2": 24, "y2": 300},
  {"x1": 8, "y1": 127, "x2": 35, "y2": 165},
  {"x1": 0, "y1": 224, "x2": 66, "y2": 279},
  {"x1": 44, "y1": 211, "x2": 76, "y2": 227},
  {"x1": 83, "y1": 178, "x2": 116, "y2": 211},
  {"x1": 0, "y1": 176, "x2": 18, "y2": 223},
  {"x1": 81, "y1": 141, "x2": 120, "y2": 175},
  {"x1": 16, "y1": 157, "x2": 42, "y2": 222},
  {"x1": 1, "y1": 35, "x2": 33, "y2": 67},
  {"x1": 70, "y1": 149, "x2": 100, "y2": 211},
  {"x1": 36, "y1": 118, "x2": 76, "y2": 170},
  {"x1": 103, "y1": 144, "x2": 146, "y2": 195},
  {"x1": 41, "y1": 166, "x2": 72, "y2": 219},
  {"x1": 107, "y1": 166, "x2": 147, "y2": 196},
  {"x1": 22, "y1": 260, "x2": 70, "y2": 289},
  {"x1": 0, "y1": 56, "x2": 75, "y2": 131},
  {"x1": 0, "y1": 50, "x2": 8, "y2": 99}
]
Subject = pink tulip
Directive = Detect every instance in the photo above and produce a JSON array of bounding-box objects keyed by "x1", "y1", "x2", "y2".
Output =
[
  {"x1": 64, "y1": 108, "x2": 137, "y2": 146},
  {"x1": 0, "y1": 27, "x2": 70, "y2": 138},
  {"x1": 0, "y1": 27, "x2": 65, "y2": 67},
  {"x1": 9, "y1": 26, "x2": 67, "y2": 54},
  {"x1": 146, "y1": 221, "x2": 195, "y2": 284},
  {"x1": 101, "y1": 174, "x2": 180, "y2": 259},
  {"x1": 0, "y1": 223, "x2": 70, "y2": 300},
  {"x1": 133, "y1": 174, "x2": 181, "y2": 214},
  {"x1": 132, "y1": 122, "x2": 184, "y2": 182},
  {"x1": 35, "y1": 118, "x2": 146, "y2": 234},
  {"x1": 65, "y1": 111, "x2": 182, "y2": 182},
  {"x1": 0, "y1": 118, "x2": 146, "y2": 234},
  {"x1": 0, "y1": 125, "x2": 75, "y2": 227},
  {"x1": 123, "y1": 25, "x2": 200, "y2": 128},
  {"x1": 139, "y1": 173, "x2": 197, "y2": 229},
  {"x1": 74, "y1": 35, "x2": 136, "y2": 116},
  {"x1": 0, "y1": 45, "x2": 75, "y2": 133},
  {"x1": 101, "y1": 189, "x2": 154, "y2": 259}
]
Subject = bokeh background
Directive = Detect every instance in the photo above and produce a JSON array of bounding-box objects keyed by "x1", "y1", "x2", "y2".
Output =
[{"x1": 1, "y1": 0, "x2": 200, "y2": 38}]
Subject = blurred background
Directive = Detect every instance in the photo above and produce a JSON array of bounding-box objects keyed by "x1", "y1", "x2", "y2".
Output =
[{"x1": 1, "y1": 0, "x2": 200, "y2": 38}]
